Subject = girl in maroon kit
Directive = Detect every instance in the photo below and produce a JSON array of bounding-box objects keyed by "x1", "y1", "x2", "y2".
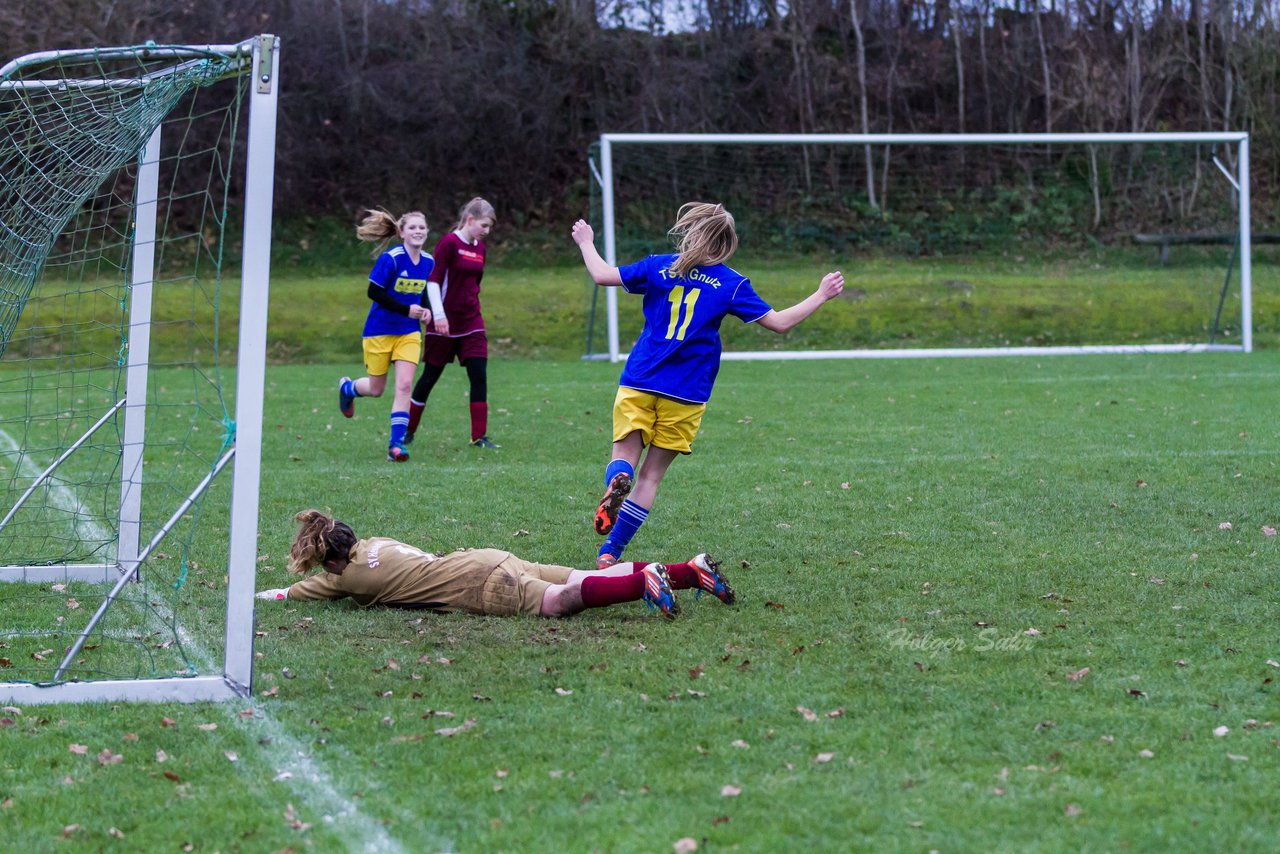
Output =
[{"x1": 405, "y1": 197, "x2": 500, "y2": 449}]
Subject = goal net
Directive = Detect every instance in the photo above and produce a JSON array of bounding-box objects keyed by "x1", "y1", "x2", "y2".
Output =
[
  {"x1": 585, "y1": 133, "x2": 1260, "y2": 361},
  {"x1": 0, "y1": 36, "x2": 279, "y2": 703}
]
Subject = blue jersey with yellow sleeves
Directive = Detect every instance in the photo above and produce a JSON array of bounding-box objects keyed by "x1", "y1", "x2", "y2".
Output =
[
  {"x1": 362, "y1": 245, "x2": 434, "y2": 337},
  {"x1": 617, "y1": 253, "x2": 772, "y2": 404}
]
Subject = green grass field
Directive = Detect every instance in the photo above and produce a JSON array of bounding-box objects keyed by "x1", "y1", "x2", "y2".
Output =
[{"x1": 3, "y1": 348, "x2": 1278, "y2": 851}]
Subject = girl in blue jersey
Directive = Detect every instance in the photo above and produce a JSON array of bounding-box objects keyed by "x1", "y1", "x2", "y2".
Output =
[
  {"x1": 339, "y1": 208, "x2": 434, "y2": 462},
  {"x1": 572, "y1": 202, "x2": 844, "y2": 568}
]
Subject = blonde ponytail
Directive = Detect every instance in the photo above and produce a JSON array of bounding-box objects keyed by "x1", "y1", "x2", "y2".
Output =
[
  {"x1": 455, "y1": 197, "x2": 496, "y2": 230},
  {"x1": 356, "y1": 208, "x2": 426, "y2": 257},
  {"x1": 667, "y1": 202, "x2": 738, "y2": 278}
]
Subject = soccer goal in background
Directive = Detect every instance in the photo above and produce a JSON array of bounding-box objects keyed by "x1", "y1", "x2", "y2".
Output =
[
  {"x1": 585, "y1": 132, "x2": 1260, "y2": 362},
  {"x1": 0, "y1": 36, "x2": 279, "y2": 703}
]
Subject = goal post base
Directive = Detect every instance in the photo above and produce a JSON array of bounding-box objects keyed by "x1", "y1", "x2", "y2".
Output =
[{"x1": 0, "y1": 675, "x2": 251, "y2": 705}]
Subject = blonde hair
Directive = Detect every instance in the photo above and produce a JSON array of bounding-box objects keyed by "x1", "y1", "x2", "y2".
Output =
[
  {"x1": 455, "y1": 197, "x2": 496, "y2": 230},
  {"x1": 356, "y1": 208, "x2": 427, "y2": 257},
  {"x1": 667, "y1": 202, "x2": 738, "y2": 278},
  {"x1": 288, "y1": 509, "x2": 358, "y2": 574}
]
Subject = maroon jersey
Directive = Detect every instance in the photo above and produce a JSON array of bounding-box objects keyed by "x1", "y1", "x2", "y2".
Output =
[{"x1": 426, "y1": 231, "x2": 487, "y2": 337}]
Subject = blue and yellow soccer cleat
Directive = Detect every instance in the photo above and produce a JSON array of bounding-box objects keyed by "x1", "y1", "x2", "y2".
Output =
[
  {"x1": 594, "y1": 472, "x2": 633, "y2": 535},
  {"x1": 387, "y1": 446, "x2": 409, "y2": 462},
  {"x1": 471, "y1": 436, "x2": 500, "y2": 449},
  {"x1": 339, "y1": 376, "x2": 355, "y2": 418},
  {"x1": 691, "y1": 553, "x2": 735, "y2": 605},
  {"x1": 641, "y1": 563, "x2": 679, "y2": 619}
]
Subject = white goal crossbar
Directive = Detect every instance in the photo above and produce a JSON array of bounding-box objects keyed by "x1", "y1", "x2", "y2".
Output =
[{"x1": 593, "y1": 132, "x2": 1253, "y2": 362}]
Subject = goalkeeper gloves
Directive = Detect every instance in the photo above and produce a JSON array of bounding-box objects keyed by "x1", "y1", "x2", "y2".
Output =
[{"x1": 255, "y1": 588, "x2": 289, "y2": 601}]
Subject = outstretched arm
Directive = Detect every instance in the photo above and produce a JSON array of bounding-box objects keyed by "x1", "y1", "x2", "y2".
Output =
[
  {"x1": 755, "y1": 271, "x2": 844, "y2": 334},
  {"x1": 571, "y1": 219, "x2": 623, "y2": 286}
]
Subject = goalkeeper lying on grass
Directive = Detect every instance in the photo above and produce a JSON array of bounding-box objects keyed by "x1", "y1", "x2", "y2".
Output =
[{"x1": 256, "y1": 509, "x2": 735, "y2": 620}]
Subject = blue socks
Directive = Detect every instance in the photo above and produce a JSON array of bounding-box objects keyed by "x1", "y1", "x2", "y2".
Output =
[
  {"x1": 341, "y1": 378, "x2": 360, "y2": 399},
  {"x1": 601, "y1": 498, "x2": 647, "y2": 561},
  {"x1": 390, "y1": 410, "x2": 409, "y2": 449},
  {"x1": 605, "y1": 457, "x2": 635, "y2": 488}
]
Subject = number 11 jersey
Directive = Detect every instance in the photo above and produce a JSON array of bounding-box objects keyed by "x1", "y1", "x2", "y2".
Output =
[{"x1": 617, "y1": 253, "x2": 772, "y2": 404}]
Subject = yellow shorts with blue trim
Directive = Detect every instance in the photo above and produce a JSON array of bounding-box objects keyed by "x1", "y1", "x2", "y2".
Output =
[
  {"x1": 612, "y1": 387, "x2": 706, "y2": 454},
  {"x1": 362, "y1": 332, "x2": 421, "y2": 377}
]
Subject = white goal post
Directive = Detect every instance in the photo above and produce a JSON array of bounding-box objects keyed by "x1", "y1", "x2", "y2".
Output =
[
  {"x1": 0, "y1": 36, "x2": 280, "y2": 704},
  {"x1": 591, "y1": 132, "x2": 1253, "y2": 362}
]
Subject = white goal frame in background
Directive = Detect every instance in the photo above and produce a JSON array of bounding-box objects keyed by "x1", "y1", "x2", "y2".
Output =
[
  {"x1": 0, "y1": 36, "x2": 279, "y2": 704},
  {"x1": 592, "y1": 132, "x2": 1253, "y2": 362}
]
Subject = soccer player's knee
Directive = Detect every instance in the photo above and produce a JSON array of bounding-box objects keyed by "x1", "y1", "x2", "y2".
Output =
[{"x1": 540, "y1": 584, "x2": 581, "y2": 617}]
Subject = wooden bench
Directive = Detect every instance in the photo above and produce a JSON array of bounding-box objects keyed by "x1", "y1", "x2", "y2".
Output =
[{"x1": 1133, "y1": 232, "x2": 1280, "y2": 265}]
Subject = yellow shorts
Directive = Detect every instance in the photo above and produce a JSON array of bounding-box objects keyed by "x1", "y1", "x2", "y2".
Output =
[
  {"x1": 362, "y1": 332, "x2": 421, "y2": 377},
  {"x1": 612, "y1": 387, "x2": 706, "y2": 454}
]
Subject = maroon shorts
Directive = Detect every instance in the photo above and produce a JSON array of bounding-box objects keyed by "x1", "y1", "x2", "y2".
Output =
[{"x1": 422, "y1": 331, "x2": 488, "y2": 367}]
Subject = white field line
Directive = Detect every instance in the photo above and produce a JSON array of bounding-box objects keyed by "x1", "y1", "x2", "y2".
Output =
[
  {"x1": 0, "y1": 425, "x2": 112, "y2": 547},
  {"x1": 0, "y1": 426, "x2": 408, "y2": 853}
]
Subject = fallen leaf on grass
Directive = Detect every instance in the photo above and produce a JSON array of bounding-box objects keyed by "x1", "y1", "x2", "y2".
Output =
[
  {"x1": 1128, "y1": 689, "x2": 1147, "y2": 699},
  {"x1": 1227, "y1": 753, "x2": 1248, "y2": 762},
  {"x1": 283, "y1": 803, "x2": 311, "y2": 832},
  {"x1": 814, "y1": 752, "x2": 836, "y2": 764},
  {"x1": 674, "y1": 838, "x2": 698, "y2": 853},
  {"x1": 1214, "y1": 726, "x2": 1230, "y2": 737},
  {"x1": 720, "y1": 784, "x2": 741, "y2": 797},
  {"x1": 196, "y1": 723, "x2": 217, "y2": 731},
  {"x1": 435, "y1": 718, "x2": 477, "y2": 737},
  {"x1": 795, "y1": 706, "x2": 818, "y2": 722},
  {"x1": 1139, "y1": 749, "x2": 1155, "y2": 758},
  {"x1": 1065, "y1": 667, "x2": 1090, "y2": 681},
  {"x1": 1064, "y1": 804, "x2": 1082, "y2": 817},
  {"x1": 96, "y1": 749, "x2": 123, "y2": 765},
  {"x1": 155, "y1": 750, "x2": 168, "y2": 763},
  {"x1": 68, "y1": 744, "x2": 88, "y2": 755},
  {"x1": 826, "y1": 708, "x2": 845, "y2": 718},
  {"x1": 161, "y1": 717, "x2": 176, "y2": 727},
  {"x1": 554, "y1": 688, "x2": 573, "y2": 696},
  {"x1": 62, "y1": 825, "x2": 81, "y2": 838},
  {"x1": 731, "y1": 739, "x2": 749, "y2": 749},
  {"x1": 225, "y1": 751, "x2": 239, "y2": 762},
  {"x1": 1263, "y1": 526, "x2": 1277, "y2": 537},
  {"x1": 1219, "y1": 521, "x2": 1233, "y2": 530}
]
